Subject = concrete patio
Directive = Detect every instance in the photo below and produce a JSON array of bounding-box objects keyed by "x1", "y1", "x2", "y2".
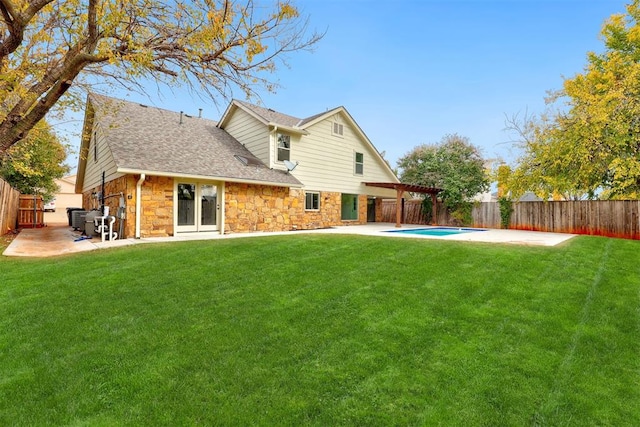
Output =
[{"x1": 2, "y1": 223, "x2": 576, "y2": 258}]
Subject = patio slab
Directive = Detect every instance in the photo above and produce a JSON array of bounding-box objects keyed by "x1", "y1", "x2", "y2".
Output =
[
  {"x1": 3, "y1": 226, "x2": 97, "y2": 257},
  {"x1": 326, "y1": 224, "x2": 577, "y2": 246},
  {"x1": 3, "y1": 224, "x2": 576, "y2": 258}
]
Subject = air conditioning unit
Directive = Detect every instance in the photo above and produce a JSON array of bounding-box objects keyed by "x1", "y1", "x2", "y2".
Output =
[{"x1": 71, "y1": 210, "x2": 88, "y2": 231}]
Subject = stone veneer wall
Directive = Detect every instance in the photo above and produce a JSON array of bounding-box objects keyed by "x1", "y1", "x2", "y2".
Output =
[
  {"x1": 224, "y1": 183, "x2": 297, "y2": 233},
  {"x1": 82, "y1": 175, "x2": 174, "y2": 238},
  {"x1": 224, "y1": 183, "x2": 368, "y2": 233},
  {"x1": 84, "y1": 179, "x2": 373, "y2": 237},
  {"x1": 136, "y1": 176, "x2": 174, "y2": 237},
  {"x1": 374, "y1": 197, "x2": 384, "y2": 222},
  {"x1": 299, "y1": 192, "x2": 368, "y2": 229},
  {"x1": 82, "y1": 175, "x2": 131, "y2": 237}
]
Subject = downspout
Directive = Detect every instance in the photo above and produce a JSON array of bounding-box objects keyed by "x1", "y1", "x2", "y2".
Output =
[
  {"x1": 135, "y1": 173, "x2": 145, "y2": 239},
  {"x1": 271, "y1": 125, "x2": 278, "y2": 167},
  {"x1": 219, "y1": 182, "x2": 225, "y2": 234}
]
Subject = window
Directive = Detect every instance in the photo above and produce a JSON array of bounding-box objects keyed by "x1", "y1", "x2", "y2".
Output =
[
  {"x1": 93, "y1": 131, "x2": 98, "y2": 163},
  {"x1": 305, "y1": 192, "x2": 320, "y2": 210},
  {"x1": 333, "y1": 122, "x2": 344, "y2": 136},
  {"x1": 355, "y1": 152, "x2": 364, "y2": 175},
  {"x1": 341, "y1": 194, "x2": 358, "y2": 220},
  {"x1": 277, "y1": 134, "x2": 290, "y2": 162}
]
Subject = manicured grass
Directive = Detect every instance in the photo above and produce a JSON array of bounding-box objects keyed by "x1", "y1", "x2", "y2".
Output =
[{"x1": 1, "y1": 234, "x2": 639, "y2": 425}]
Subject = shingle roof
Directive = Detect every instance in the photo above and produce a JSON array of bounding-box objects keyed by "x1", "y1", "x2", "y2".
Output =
[
  {"x1": 89, "y1": 94, "x2": 301, "y2": 187},
  {"x1": 232, "y1": 100, "x2": 344, "y2": 129},
  {"x1": 297, "y1": 110, "x2": 329, "y2": 127},
  {"x1": 234, "y1": 100, "x2": 302, "y2": 127}
]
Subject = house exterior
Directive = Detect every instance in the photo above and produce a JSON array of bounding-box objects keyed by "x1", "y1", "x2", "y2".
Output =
[
  {"x1": 75, "y1": 94, "x2": 399, "y2": 238},
  {"x1": 53, "y1": 174, "x2": 83, "y2": 211}
]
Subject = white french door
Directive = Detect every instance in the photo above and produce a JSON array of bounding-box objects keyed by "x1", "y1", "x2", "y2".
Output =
[{"x1": 175, "y1": 181, "x2": 219, "y2": 233}]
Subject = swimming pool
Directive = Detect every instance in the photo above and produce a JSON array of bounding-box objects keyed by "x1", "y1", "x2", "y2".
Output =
[{"x1": 385, "y1": 227, "x2": 487, "y2": 236}]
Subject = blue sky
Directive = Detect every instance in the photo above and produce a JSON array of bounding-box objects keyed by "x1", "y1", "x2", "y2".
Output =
[{"x1": 66, "y1": 0, "x2": 629, "y2": 171}]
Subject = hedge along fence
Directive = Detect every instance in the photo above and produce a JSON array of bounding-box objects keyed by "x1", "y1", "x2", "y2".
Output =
[
  {"x1": 0, "y1": 177, "x2": 20, "y2": 234},
  {"x1": 381, "y1": 199, "x2": 640, "y2": 240}
]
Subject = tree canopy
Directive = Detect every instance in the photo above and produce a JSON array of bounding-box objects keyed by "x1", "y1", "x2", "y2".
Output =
[
  {"x1": 0, "y1": 0, "x2": 322, "y2": 154},
  {"x1": 397, "y1": 134, "x2": 490, "y2": 222},
  {"x1": 0, "y1": 120, "x2": 69, "y2": 200},
  {"x1": 507, "y1": 1, "x2": 640, "y2": 200}
]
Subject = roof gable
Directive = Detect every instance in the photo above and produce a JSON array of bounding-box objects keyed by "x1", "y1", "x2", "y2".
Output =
[
  {"x1": 217, "y1": 100, "x2": 399, "y2": 182},
  {"x1": 76, "y1": 94, "x2": 302, "y2": 189},
  {"x1": 299, "y1": 107, "x2": 399, "y2": 183},
  {"x1": 218, "y1": 100, "x2": 309, "y2": 135}
]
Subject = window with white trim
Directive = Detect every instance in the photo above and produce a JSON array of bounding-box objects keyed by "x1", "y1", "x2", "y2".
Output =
[
  {"x1": 277, "y1": 133, "x2": 290, "y2": 162},
  {"x1": 354, "y1": 152, "x2": 364, "y2": 175},
  {"x1": 305, "y1": 192, "x2": 320, "y2": 210},
  {"x1": 333, "y1": 122, "x2": 344, "y2": 136}
]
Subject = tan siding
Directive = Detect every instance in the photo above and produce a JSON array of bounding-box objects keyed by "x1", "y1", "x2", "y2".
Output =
[
  {"x1": 289, "y1": 114, "x2": 396, "y2": 198},
  {"x1": 222, "y1": 108, "x2": 270, "y2": 165},
  {"x1": 54, "y1": 176, "x2": 82, "y2": 209},
  {"x1": 81, "y1": 124, "x2": 123, "y2": 193}
]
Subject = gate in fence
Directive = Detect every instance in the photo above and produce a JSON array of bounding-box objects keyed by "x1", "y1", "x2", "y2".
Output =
[{"x1": 18, "y1": 195, "x2": 45, "y2": 229}]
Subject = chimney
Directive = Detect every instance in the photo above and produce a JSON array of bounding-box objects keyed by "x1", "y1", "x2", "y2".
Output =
[
  {"x1": 198, "y1": 108, "x2": 203, "y2": 118},
  {"x1": 179, "y1": 111, "x2": 183, "y2": 125}
]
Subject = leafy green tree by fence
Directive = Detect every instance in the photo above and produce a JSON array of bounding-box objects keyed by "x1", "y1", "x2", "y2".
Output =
[
  {"x1": 397, "y1": 134, "x2": 490, "y2": 225},
  {"x1": 0, "y1": 121, "x2": 68, "y2": 201},
  {"x1": 507, "y1": 1, "x2": 640, "y2": 200}
]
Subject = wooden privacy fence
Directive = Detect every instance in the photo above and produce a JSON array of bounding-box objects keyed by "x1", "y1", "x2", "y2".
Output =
[
  {"x1": 18, "y1": 195, "x2": 45, "y2": 229},
  {"x1": 0, "y1": 178, "x2": 20, "y2": 234},
  {"x1": 381, "y1": 199, "x2": 640, "y2": 240},
  {"x1": 381, "y1": 199, "x2": 501, "y2": 228}
]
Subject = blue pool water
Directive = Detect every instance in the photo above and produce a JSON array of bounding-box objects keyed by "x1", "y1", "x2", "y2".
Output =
[{"x1": 386, "y1": 227, "x2": 487, "y2": 236}]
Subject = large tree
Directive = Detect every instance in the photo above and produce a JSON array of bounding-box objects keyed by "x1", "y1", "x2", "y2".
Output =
[
  {"x1": 508, "y1": 1, "x2": 640, "y2": 200},
  {"x1": 0, "y1": 120, "x2": 69, "y2": 201},
  {"x1": 397, "y1": 134, "x2": 490, "y2": 223},
  {"x1": 0, "y1": 0, "x2": 322, "y2": 154}
]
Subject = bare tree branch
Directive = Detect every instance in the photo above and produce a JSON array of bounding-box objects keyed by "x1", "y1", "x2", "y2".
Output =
[{"x1": 0, "y1": 0, "x2": 323, "y2": 153}]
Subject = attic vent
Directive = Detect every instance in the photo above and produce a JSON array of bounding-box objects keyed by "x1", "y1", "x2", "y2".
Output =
[
  {"x1": 235, "y1": 155, "x2": 262, "y2": 167},
  {"x1": 139, "y1": 104, "x2": 148, "y2": 108},
  {"x1": 333, "y1": 122, "x2": 344, "y2": 136}
]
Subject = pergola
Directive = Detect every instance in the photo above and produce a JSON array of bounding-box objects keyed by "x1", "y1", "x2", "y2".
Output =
[{"x1": 365, "y1": 182, "x2": 443, "y2": 228}]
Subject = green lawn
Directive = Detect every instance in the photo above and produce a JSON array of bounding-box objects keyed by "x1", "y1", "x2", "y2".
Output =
[{"x1": 1, "y1": 234, "x2": 638, "y2": 425}]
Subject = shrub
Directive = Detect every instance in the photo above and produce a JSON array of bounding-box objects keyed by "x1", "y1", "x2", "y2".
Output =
[{"x1": 498, "y1": 197, "x2": 513, "y2": 229}]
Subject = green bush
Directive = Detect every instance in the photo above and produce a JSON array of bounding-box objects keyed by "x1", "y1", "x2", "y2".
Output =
[
  {"x1": 421, "y1": 196, "x2": 433, "y2": 223},
  {"x1": 498, "y1": 197, "x2": 513, "y2": 229},
  {"x1": 448, "y1": 200, "x2": 473, "y2": 226}
]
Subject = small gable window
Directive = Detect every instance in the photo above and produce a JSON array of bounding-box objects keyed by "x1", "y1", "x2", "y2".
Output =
[
  {"x1": 305, "y1": 192, "x2": 320, "y2": 211},
  {"x1": 93, "y1": 131, "x2": 98, "y2": 163},
  {"x1": 277, "y1": 133, "x2": 290, "y2": 162},
  {"x1": 355, "y1": 152, "x2": 364, "y2": 175},
  {"x1": 333, "y1": 122, "x2": 344, "y2": 136}
]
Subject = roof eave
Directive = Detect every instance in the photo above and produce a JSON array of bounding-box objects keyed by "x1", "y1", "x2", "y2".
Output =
[
  {"x1": 116, "y1": 168, "x2": 303, "y2": 188},
  {"x1": 75, "y1": 94, "x2": 95, "y2": 193},
  {"x1": 219, "y1": 100, "x2": 271, "y2": 129},
  {"x1": 267, "y1": 123, "x2": 309, "y2": 136},
  {"x1": 298, "y1": 106, "x2": 344, "y2": 128},
  {"x1": 217, "y1": 101, "x2": 239, "y2": 129}
]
